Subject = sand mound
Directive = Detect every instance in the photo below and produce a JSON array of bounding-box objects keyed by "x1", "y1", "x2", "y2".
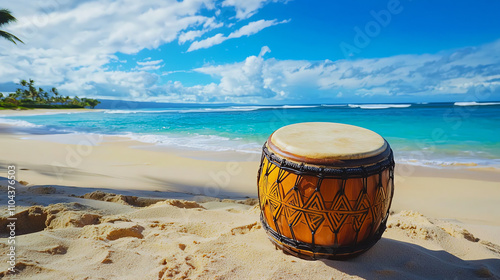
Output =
[
  {"x1": 82, "y1": 191, "x2": 165, "y2": 207},
  {"x1": 80, "y1": 222, "x2": 145, "y2": 240},
  {"x1": 46, "y1": 211, "x2": 101, "y2": 230},
  {"x1": 150, "y1": 199, "x2": 205, "y2": 209},
  {"x1": 100, "y1": 216, "x2": 132, "y2": 224},
  {"x1": 28, "y1": 186, "x2": 57, "y2": 194},
  {"x1": 439, "y1": 223, "x2": 480, "y2": 242},
  {"x1": 45, "y1": 203, "x2": 102, "y2": 230},
  {"x1": 0, "y1": 203, "x2": 101, "y2": 235},
  {"x1": 221, "y1": 198, "x2": 259, "y2": 206},
  {"x1": 38, "y1": 244, "x2": 68, "y2": 255},
  {"x1": 0, "y1": 206, "x2": 47, "y2": 235},
  {"x1": 229, "y1": 222, "x2": 261, "y2": 235},
  {"x1": 0, "y1": 261, "x2": 49, "y2": 278},
  {"x1": 388, "y1": 210, "x2": 483, "y2": 244},
  {"x1": 387, "y1": 210, "x2": 438, "y2": 240}
]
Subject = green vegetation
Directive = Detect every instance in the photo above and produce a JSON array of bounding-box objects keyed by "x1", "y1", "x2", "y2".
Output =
[
  {"x1": 0, "y1": 8, "x2": 23, "y2": 45},
  {"x1": 1, "y1": 10, "x2": 98, "y2": 110},
  {"x1": 0, "y1": 79, "x2": 100, "y2": 109},
  {"x1": 1, "y1": 11, "x2": 99, "y2": 110}
]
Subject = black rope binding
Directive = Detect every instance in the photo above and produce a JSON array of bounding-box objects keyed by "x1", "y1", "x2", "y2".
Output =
[
  {"x1": 260, "y1": 211, "x2": 389, "y2": 260},
  {"x1": 261, "y1": 143, "x2": 394, "y2": 179}
]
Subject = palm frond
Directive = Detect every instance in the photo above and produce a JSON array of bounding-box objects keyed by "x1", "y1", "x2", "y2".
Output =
[
  {"x1": 0, "y1": 9, "x2": 17, "y2": 27},
  {"x1": 0, "y1": 30, "x2": 24, "y2": 44}
]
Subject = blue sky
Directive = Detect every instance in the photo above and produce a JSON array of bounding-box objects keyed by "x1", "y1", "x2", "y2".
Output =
[{"x1": 0, "y1": 0, "x2": 499, "y2": 104}]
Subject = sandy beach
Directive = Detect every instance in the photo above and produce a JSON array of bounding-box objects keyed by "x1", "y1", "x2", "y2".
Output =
[{"x1": 1, "y1": 110, "x2": 500, "y2": 279}]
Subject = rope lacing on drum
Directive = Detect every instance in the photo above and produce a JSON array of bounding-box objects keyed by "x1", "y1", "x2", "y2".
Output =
[
  {"x1": 299, "y1": 163, "x2": 305, "y2": 172},
  {"x1": 316, "y1": 167, "x2": 324, "y2": 192},
  {"x1": 360, "y1": 166, "x2": 368, "y2": 194},
  {"x1": 261, "y1": 144, "x2": 394, "y2": 179}
]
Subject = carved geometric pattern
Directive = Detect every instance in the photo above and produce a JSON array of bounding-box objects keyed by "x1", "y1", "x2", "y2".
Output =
[
  {"x1": 259, "y1": 156, "x2": 394, "y2": 248},
  {"x1": 284, "y1": 205, "x2": 303, "y2": 227},
  {"x1": 305, "y1": 212, "x2": 326, "y2": 232},
  {"x1": 259, "y1": 174, "x2": 269, "y2": 208},
  {"x1": 304, "y1": 192, "x2": 325, "y2": 212},
  {"x1": 269, "y1": 198, "x2": 283, "y2": 218},
  {"x1": 371, "y1": 185, "x2": 386, "y2": 223},
  {"x1": 283, "y1": 187, "x2": 303, "y2": 208},
  {"x1": 268, "y1": 181, "x2": 280, "y2": 202}
]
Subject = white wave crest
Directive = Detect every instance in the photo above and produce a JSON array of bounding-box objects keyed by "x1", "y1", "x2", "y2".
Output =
[
  {"x1": 0, "y1": 118, "x2": 43, "y2": 128},
  {"x1": 120, "y1": 133, "x2": 261, "y2": 153},
  {"x1": 348, "y1": 104, "x2": 411, "y2": 109},
  {"x1": 177, "y1": 107, "x2": 267, "y2": 113},
  {"x1": 281, "y1": 105, "x2": 317, "y2": 109},
  {"x1": 103, "y1": 109, "x2": 177, "y2": 114},
  {"x1": 395, "y1": 158, "x2": 500, "y2": 168},
  {"x1": 321, "y1": 104, "x2": 347, "y2": 107},
  {"x1": 104, "y1": 105, "x2": 320, "y2": 114},
  {"x1": 454, "y1": 101, "x2": 500, "y2": 106}
]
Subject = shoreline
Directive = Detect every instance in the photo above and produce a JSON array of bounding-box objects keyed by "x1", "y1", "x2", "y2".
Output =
[
  {"x1": 1, "y1": 107, "x2": 499, "y2": 169},
  {"x1": 0, "y1": 109, "x2": 500, "y2": 168},
  {"x1": 0, "y1": 108, "x2": 103, "y2": 116}
]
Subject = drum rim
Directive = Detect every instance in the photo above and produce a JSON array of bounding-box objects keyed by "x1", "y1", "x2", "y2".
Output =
[
  {"x1": 263, "y1": 141, "x2": 394, "y2": 175},
  {"x1": 268, "y1": 122, "x2": 388, "y2": 162}
]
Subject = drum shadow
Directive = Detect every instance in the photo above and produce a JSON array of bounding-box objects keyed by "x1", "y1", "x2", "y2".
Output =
[
  {"x1": 143, "y1": 175, "x2": 255, "y2": 199},
  {"x1": 320, "y1": 238, "x2": 500, "y2": 279}
]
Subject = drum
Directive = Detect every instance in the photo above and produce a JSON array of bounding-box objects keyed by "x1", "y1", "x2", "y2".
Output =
[{"x1": 257, "y1": 122, "x2": 394, "y2": 259}]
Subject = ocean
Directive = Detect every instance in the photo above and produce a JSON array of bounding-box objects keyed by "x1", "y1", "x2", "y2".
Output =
[{"x1": 1, "y1": 102, "x2": 500, "y2": 168}]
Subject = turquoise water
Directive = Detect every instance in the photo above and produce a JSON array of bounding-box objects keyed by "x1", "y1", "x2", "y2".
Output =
[{"x1": 1, "y1": 102, "x2": 500, "y2": 167}]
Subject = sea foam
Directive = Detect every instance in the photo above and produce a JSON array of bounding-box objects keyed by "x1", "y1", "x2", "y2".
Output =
[
  {"x1": 454, "y1": 101, "x2": 500, "y2": 106},
  {"x1": 348, "y1": 104, "x2": 412, "y2": 109},
  {"x1": 0, "y1": 118, "x2": 43, "y2": 128},
  {"x1": 120, "y1": 132, "x2": 261, "y2": 154}
]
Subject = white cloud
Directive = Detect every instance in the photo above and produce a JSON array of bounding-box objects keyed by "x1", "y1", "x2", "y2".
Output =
[
  {"x1": 1, "y1": 1, "x2": 498, "y2": 104},
  {"x1": 135, "y1": 59, "x2": 164, "y2": 70},
  {"x1": 195, "y1": 54, "x2": 272, "y2": 98},
  {"x1": 222, "y1": 0, "x2": 288, "y2": 20},
  {"x1": 178, "y1": 17, "x2": 223, "y2": 44},
  {"x1": 61, "y1": 39, "x2": 498, "y2": 104},
  {"x1": 187, "y1": 19, "x2": 289, "y2": 52},
  {"x1": 0, "y1": 0, "x2": 291, "y2": 101},
  {"x1": 187, "y1": 40, "x2": 500, "y2": 103},
  {"x1": 179, "y1": 30, "x2": 209, "y2": 44},
  {"x1": 228, "y1": 19, "x2": 289, "y2": 38},
  {"x1": 135, "y1": 65, "x2": 162, "y2": 71},
  {"x1": 137, "y1": 59, "x2": 163, "y2": 66},
  {"x1": 187, "y1": 33, "x2": 226, "y2": 52},
  {"x1": 259, "y1": 46, "x2": 271, "y2": 57},
  {"x1": 0, "y1": 0, "x2": 216, "y2": 97}
]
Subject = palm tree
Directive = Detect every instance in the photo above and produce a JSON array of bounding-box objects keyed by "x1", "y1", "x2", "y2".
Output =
[
  {"x1": 43, "y1": 91, "x2": 49, "y2": 102},
  {"x1": 0, "y1": 9, "x2": 23, "y2": 45},
  {"x1": 51, "y1": 87, "x2": 58, "y2": 97}
]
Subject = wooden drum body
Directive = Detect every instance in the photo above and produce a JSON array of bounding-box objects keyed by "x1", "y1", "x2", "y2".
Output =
[{"x1": 257, "y1": 123, "x2": 394, "y2": 259}]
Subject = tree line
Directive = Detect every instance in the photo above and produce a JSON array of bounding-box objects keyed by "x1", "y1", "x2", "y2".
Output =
[
  {"x1": 0, "y1": 79, "x2": 100, "y2": 109},
  {"x1": 2, "y1": 10, "x2": 100, "y2": 110}
]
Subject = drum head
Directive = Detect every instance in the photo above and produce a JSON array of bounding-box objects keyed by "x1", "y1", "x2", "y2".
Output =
[{"x1": 269, "y1": 122, "x2": 387, "y2": 164}]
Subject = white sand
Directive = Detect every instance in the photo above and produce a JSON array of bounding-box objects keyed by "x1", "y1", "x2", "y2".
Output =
[{"x1": 0, "y1": 112, "x2": 499, "y2": 279}]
